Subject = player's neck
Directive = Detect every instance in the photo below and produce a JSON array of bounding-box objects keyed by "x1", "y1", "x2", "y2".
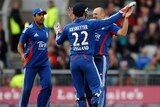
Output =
[{"x1": 35, "y1": 21, "x2": 43, "y2": 29}]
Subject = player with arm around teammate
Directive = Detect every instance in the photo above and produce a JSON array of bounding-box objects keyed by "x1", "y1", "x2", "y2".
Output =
[
  {"x1": 54, "y1": 2, "x2": 133, "y2": 107},
  {"x1": 17, "y1": 8, "x2": 52, "y2": 107},
  {"x1": 66, "y1": 2, "x2": 135, "y2": 107}
]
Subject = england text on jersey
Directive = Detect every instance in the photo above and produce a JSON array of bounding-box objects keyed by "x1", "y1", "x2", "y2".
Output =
[{"x1": 73, "y1": 45, "x2": 89, "y2": 51}]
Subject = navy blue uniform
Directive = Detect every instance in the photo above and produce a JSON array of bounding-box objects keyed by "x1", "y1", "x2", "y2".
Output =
[
  {"x1": 19, "y1": 22, "x2": 52, "y2": 107},
  {"x1": 95, "y1": 24, "x2": 120, "y2": 107},
  {"x1": 56, "y1": 12, "x2": 122, "y2": 107},
  {"x1": 86, "y1": 23, "x2": 120, "y2": 107}
]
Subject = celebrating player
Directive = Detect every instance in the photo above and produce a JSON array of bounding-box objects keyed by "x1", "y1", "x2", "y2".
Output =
[
  {"x1": 85, "y1": 6, "x2": 135, "y2": 107},
  {"x1": 54, "y1": 2, "x2": 134, "y2": 107}
]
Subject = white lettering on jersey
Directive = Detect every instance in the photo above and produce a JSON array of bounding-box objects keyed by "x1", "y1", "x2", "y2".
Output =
[
  {"x1": 69, "y1": 25, "x2": 88, "y2": 32},
  {"x1": 73, "y1": 46, "x2": 89, "y2": 51},
  {"x1": 37, "y1": 41, "x2": 47, "y2": 50}
]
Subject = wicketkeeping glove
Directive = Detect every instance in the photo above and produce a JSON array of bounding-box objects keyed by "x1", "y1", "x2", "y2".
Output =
[
  {"x1": 119, "y1": 1, "x2": 136, "y2": 16},
  {"x1": 54, "y1": 22, "x2": 62, "y2": 35}
]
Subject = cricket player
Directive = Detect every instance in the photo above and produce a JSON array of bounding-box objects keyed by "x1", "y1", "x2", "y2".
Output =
[
  {"x1": 17, "y1": 8, "x2": 52, "y2": 107},
  {"x1": 85, "y1": 6, "x2": 135, "y2": 107},
  {"x1": 54, "y1": 2, "x2": 132, "y2": 107}
]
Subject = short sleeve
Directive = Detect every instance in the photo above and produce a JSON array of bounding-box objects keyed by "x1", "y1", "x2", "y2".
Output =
[
  {"x1": 19, "y1": 28, "x2": 29, "y2": 44},
  {"x1": 109, "y1": 23, "x2": 120, "y2": 34}
]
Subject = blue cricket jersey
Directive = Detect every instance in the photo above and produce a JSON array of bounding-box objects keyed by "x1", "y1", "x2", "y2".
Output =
[
  {"x1": 19, "y1": 22, "x2": 50, "y2": 67},
  {"x1": 56, "y1": 12, "x2": 122, "y2": 55},
  {"x1": 94, "y1": 23, "x2": 120, "y2": 56}
]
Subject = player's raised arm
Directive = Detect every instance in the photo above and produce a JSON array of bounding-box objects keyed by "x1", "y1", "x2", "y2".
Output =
[
  {"x1": 91, "y1": 1, "x2": 136, "y2": 30},
  {"x1": 54, "y1": 22, "x2": 68, "y2": 45},
  {"x1": 117, "y1": 7, "x2": 135, "y2": 36}
]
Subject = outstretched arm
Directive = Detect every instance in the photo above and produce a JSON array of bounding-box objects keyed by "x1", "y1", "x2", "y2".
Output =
[
  {"x1": 117, "y1": 7, "x2": 134, "y2": 36},
  {"x1": 91, "y1": 2, "x2": 136, "y2": 30}
]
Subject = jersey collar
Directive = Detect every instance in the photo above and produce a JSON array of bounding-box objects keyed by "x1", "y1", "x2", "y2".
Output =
[
  {"x1": 32, "y1": 22, "x2": 45, "y2": 29},
  {"x1": 73, "y1": 18, "x2": 86, "y2": 23}
]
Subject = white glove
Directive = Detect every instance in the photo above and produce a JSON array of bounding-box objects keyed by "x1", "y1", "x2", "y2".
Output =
[
  {"x1": 119, "y1": 1, "x2": 136, "y2": 16},
  {"x1": 54, "y1": 22, "x2": 62, "y2": 35}
]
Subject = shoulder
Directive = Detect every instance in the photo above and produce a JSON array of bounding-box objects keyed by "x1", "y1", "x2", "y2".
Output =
[
  {"x1": 106, "y1": 23, "x2": 119, "y2": 29},
  {"x1": 22, "y1": 27, "x2": 29, "y2": 34},
  {"x1": 64, "y1": 23, "x2": 72, "y2": 30},
  {"x1": 88, "y1": 19, "x2": 96, "y2": 21},
  {"x1": 44, "y1": 26, "x2": 50, "y2": 32},
  {"x1": 22, "y1": 23, "x2": 35, "y2": 34},
  {"x1": 84, "y1": 19, "x2": 97, "y2": 26}
]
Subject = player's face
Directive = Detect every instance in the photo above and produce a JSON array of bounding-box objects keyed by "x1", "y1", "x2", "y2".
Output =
[
  {"x1": 93, "y1": 8, "x2": 105, "y2": 20},
  {"x1": 33, "y1": 13, "x2": 45, "y2": 25},
  {"x1": 93, "y1": 9, "x2": 101, "y2": 20}
]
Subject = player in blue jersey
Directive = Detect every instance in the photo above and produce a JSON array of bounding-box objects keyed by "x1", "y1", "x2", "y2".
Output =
[
  {"x1": 54, "y1": 2, "x2": 133, "y2": 107},
  {"x1": 17, "y1": 8, "x2": 52, "y2": 107},
  {"x1": 84, "y1": 6, "x2": 135, "y2": 107}
]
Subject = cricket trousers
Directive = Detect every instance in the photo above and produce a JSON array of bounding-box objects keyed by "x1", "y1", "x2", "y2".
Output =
[
  {"x1": 86, "y1": 55, "x2": 109, "y2": 107},
  {"x1": 70, "y1": 54, "x2": 101, "y2": 107},
  {"x1": 19, "y1": 66, "x2": 52, "y2": 107}
]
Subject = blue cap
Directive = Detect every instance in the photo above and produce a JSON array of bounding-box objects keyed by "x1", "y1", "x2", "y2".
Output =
[
  {"x1": 73, "y1": 3, "x2": 88, "y2": 17},
  {"x1": 32, "y1": 8, "x2": 47, "y2": 16}
]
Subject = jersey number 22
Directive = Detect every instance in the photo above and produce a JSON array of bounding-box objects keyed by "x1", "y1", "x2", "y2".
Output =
[{"x1": 72, "y1": 31, "x2": 88, "y2": 46}]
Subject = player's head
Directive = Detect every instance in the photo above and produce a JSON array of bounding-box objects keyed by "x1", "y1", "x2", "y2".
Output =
[
  {"x1": 93, "y1": 7, "x2": 106, "y2": 20},
  {"x1": 73, "y1": 2, "x2": 88, "y2": 18},
  {"x1": 32, "y1": 8, "x2": 47, "y2": 25}
]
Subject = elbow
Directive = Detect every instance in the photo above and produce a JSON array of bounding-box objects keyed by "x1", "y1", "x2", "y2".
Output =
[
  {"x1": 121, "y1": 32, "x2": 127, "y2": 37},
  {"x1": 17, "y1": 42, "x2": 24, "y2": 54},
  {"x1": 118, "y1": 30, "x2": 127, "y2": 37}
]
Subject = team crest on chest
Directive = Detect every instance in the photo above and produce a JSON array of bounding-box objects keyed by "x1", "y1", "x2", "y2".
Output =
[{"x1": 95, "y1": 33, "x2": 101, "y2": 41}]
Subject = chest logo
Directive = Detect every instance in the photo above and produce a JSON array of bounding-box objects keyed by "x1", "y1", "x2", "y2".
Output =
[
  {"x1": 37, "y1": 41, "x2": 47, "y2": 50},
  {"x1": 95, "y1": 33, "x2": 101, "y2": 41},
  {"x1": 34, "y1": 33, "x2": 39, "y2": 37}
]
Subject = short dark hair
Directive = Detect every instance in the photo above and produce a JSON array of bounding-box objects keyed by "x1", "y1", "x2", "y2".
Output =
[{"x1": 73, "y1": 2, "x2": 88, "y2": 17}]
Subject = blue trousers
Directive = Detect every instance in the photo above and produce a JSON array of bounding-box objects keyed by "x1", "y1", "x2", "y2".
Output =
[
  {"x1": 70, "y1": 54, "x2": 101, "y2": 107},
  {"x1": 86, "y1": 55, "x2": 109, "y2": 107},
  {"x1": 19, "y1": 66, "x2": 52, "y2": 107}
]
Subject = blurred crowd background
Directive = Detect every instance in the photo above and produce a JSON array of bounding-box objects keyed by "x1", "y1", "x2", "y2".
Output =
[{"x1": 0, "y1": 0, "x2": 160, "y2": 88}]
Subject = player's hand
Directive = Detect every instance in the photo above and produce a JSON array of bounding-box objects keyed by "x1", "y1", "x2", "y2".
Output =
[
  {"x1": 119, "y1": 1, "x2": 136, "y2": 16},
  {"x1": 54, "y1": 22, "x2": 62, "y2": 35},
  {"x1": 67, "y1": 7, "x2": 75, "y2": 21},
  {"x1": 125, "y1": 7, "x2": 134, "y2": 18},
  {"x1": 21, "y1": 53, "x2": 26, "y2": 63}
]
